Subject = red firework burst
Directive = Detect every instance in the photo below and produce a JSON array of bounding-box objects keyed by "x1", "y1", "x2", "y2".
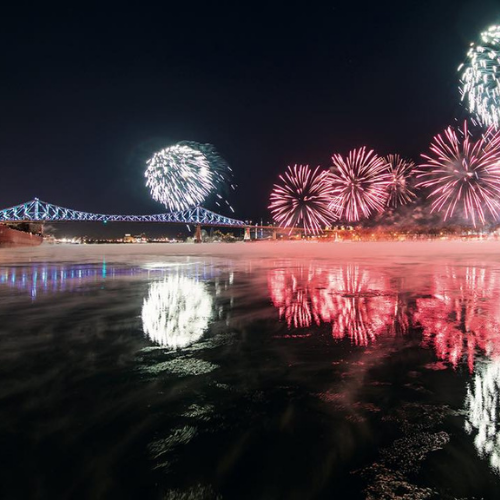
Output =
[
  {"x1": 416, "y1": 120, "x2": 500, "y2": 226},
  {"x1": 384, "y1": 154, "x2": 417, "y2": 207},
  {"x1": 330, "y1": 148, "x2": 391, "y2": 221},
  {"x1": 269, "y1": 165, "x2": 336, "y2": 234}
]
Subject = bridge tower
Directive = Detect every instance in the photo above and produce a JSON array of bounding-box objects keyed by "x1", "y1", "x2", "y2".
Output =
[{"x1": 194, "y1": 224, "x2": 202, "y2": 244}]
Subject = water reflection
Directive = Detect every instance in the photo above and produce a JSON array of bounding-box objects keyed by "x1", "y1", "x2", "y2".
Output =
[
  {"x1": 326, "y1": 265, "x2": 396, "y2": 345},
  {"x1": 4, "y1": 259, "x2": 500, "y2": 367},
  {"x1": 0, "y1": 261, "x2": 116, "y2": 298},
  {"x1": 269, "y1": 262, "x2": 500, "y2": 368},
  {"x1": 141, "y1": 276, "x2": 213, "y2": 349},
  {"x1": 268, "y1": 264, "x2": 399, "y2": 345},
  {"x1": 415, "y1": 266, "x2": 500, "y2": 372},
  {"x1": 3, "y1": 250, "x2": 500, "y2": 497},
  {"x1": 0, "y1": 261, "x2": 221, "y2": 300},
  {"x1": 465, "y1": 360, "x2": 500, "y2": 474},
  {"x1": 0, "y1": 262, "x2": 223, "y2": 351}
]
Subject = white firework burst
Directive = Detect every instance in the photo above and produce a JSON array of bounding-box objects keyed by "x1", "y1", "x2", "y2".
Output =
[
  {"x1": 460, "y1": 25, "x2": 500, "y2": 128},
  {"x1": 145, "y1": 142, "x2": 234, "y2": 212}
]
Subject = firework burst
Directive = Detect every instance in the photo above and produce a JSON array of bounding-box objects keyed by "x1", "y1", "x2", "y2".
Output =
[
  {"x1": 145, "y1": 142, "x2": 233, "y2": 212},
  {"x1": 182, "y1": 141, "x2": 235, "y2": 211},
  {"x1": 459, "y1": 25, "x2": 500, "y2": 128},
  {"x1": 269, "y1": 165, "x2": 336, "y2": 234},
  {"x1": 416, "y1": 120, "x2": 500, "y2": 226},
  {"x1": 384, "y1": 154, "x2": 417, "y2": 207},
  {"x1": 329, "y1": 147, "x2": 390, "y2": 221}
]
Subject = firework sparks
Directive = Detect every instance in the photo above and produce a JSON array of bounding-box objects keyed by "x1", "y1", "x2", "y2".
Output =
[
  {"x1": 330, "y1": 148, "x2": 391, "y2": 221},
  {"x1": 269, "y1": 165, "x2": 336, "y2": 234},
  {"x1": 460, "y1": 25, "x2": 500, "y2": 128},
  {"x1": 384, "y1": 154, "x2": 417, "y2": 207},
  {"x1": 145, "y1": 142, "x2": 233, "y2": 212},
  {"x1": 182, "y1": 141, "x2": 235, "y2": 211},
  {"x1": 416, "y1": 120, "x2": 500, "y2": 226}
]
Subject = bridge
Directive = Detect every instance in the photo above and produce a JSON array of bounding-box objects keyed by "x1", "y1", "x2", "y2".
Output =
[
  {"x1": 0, "y1": 198, "x2": 246, "y2": 227},
  {"x1": 0, "y1": 198, "x2": 308, "y2": 242}
]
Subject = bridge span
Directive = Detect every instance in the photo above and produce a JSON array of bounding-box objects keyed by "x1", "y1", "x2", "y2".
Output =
[
  {"x1": 0, "y1": 198, "x2": 307, "y2": 243},
  {"x1": 0, "y1": 198, "x2": 246, "y2": 227}
]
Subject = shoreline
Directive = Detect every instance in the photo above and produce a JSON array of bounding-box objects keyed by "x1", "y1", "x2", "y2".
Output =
[{"x1": 1, "y1": 239, "x2": 500, "y2": 266}]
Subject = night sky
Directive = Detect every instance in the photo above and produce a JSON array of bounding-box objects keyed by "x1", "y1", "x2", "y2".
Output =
[{"x1": 1, "y1": 0, "x2": 499, "y2": 225}]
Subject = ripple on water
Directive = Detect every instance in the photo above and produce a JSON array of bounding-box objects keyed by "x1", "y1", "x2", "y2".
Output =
[
  {"x1": 181, "y1": 404, "x2": 215, "y2": 421},
  {"x1": 163, "y1": 484, "x2": 222, "y2": 500},
  {"x1": 359, "y1": 402, "x2": 452, "y2": 499},
  {"x1": 149, "y1": 425, "x2": 198, "y2": 471},
  {"x1": 141, "y1": 357, "x2": 218, "y2": 376}
]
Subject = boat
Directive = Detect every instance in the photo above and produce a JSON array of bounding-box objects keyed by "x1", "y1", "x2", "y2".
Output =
[{"x1": 0, "y1": 223, "x2": 43, "y2": 248}]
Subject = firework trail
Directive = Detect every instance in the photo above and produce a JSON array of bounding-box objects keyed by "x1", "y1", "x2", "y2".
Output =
[
  {"x1": 416, "y1": 120, "x2": 500, "y2": 226},
  {"x1": 330, "y1": 148, "x2": 391, "y2": 221},
  {"x1": 182, "y1": 141, "x2": 235, "y2": 211},
  {"x1": 145, "y1": 142, "x2": 234, "y2": 212},
  {"x1": 269, "y1": 165, "x2": 336, "y2": 234},
  {"x1": 384, "y1": 154, "x2": 417, "y2": 207},
  {"x1": 459, "y1": 25, "x2": 500, "y2": 128}
]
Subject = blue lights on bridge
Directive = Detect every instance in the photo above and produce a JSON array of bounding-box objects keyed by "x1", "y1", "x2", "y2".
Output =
[{"x1": 0, "y1": 198, "x2": 245, "y2": 227}]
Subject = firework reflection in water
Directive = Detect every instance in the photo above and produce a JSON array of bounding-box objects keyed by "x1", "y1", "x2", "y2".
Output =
[
  {"x1": 268, "y1": 264, "x2": 401, "y2": 345},
  {"x1": 268, "y1": 263, "x2": 500, "y2": 368},
  {"x1": 142, "y1": 275, "x2": 213, "y2": 349},
  {"x1": 415, "y1": 265, "x2": 500, "y2": 372},
  {"x1": 465, "y1": 360, "x2": 500, "y2": 474}
]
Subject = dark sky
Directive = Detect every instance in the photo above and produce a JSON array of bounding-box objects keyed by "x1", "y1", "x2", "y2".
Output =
[{"x1": 1, "y1": 0, "x2": 499, "y2": 222}]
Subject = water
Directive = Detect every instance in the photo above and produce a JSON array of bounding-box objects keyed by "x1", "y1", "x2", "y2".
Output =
[{"x1": 1, "y1": 241, "x2": 500, "y2": 499}]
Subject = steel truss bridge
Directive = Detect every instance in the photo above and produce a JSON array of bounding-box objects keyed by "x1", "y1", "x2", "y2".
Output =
[{"x1": 0, "y1": 198, "x2": 246, "y2": 227}]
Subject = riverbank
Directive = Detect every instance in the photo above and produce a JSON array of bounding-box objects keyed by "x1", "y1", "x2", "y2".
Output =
[{"x1": 1, "y1": 239, "x2": 500, "y2": 265}]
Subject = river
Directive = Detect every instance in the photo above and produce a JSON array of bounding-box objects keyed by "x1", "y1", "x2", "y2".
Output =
[{"x1": 1, "y1": 241, "x2": 500, "y2": 499}]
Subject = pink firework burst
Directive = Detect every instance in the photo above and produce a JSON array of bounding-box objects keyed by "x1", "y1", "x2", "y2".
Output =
[
  {"x1": 269, "y1": 165, "x2": 336, "y2": 234},
  {"x1": 330, "y1": 147, "x2": 391, "y2": 221},
  {"x1": 384, "y1": 154, "x2": 417, "y2": 207},
  {"x1": 416, "y1": 121, "x2": 500, "y2": 226}
]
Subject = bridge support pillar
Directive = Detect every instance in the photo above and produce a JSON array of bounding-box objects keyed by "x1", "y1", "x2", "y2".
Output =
[
  {"x1": 244, "y1": 227, "x2": 251, "y2": 241},
  {"x1": 272, "y1": 229, "x2": 277, "y2": 240},
  {"x1": 194, "y1": 224, "x2": 202, "y2": 243}
]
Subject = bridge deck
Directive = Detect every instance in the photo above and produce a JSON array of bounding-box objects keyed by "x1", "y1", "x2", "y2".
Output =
[{"x1": 0, "y1": 198, "x2": 246, "y2": 227}]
